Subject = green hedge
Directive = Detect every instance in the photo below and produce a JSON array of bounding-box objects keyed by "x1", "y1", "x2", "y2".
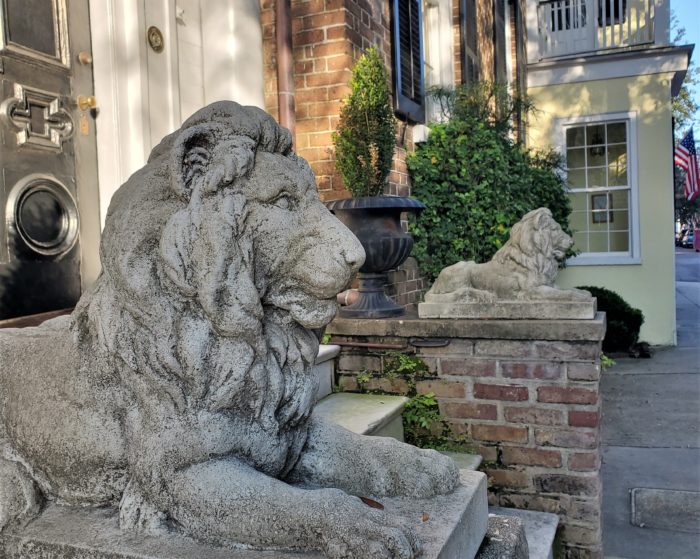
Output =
[
  {"x1": 406, "y1": 83, "x2": 572, "y2": 281},
  {"x1": 577, "y1": 286, "x2": 644, "y2": 352}
]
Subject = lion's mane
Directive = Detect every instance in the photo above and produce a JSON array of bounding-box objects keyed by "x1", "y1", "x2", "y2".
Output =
[
  {"x1": 490, "y1": 207, "x2": 565, "y2": 288},
  {"x1": 70, "y1": 103, "x2": 319, "y2": 477}
]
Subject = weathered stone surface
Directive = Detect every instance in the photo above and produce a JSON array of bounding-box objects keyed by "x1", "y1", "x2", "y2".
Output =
[
  {"x1": 630, "y1": 488, "x2": 700, "y2": 533},
  {"x1": 313, "y1": 393, "x2": 408, "y2": 438},
  {"x1": 0, "y1": 102, "x2": 461, "y2": 558},
  {"x1": 476, "y1": 514, "x2": 529, "y2": 559},
  {"x1": 328, "y1": 314, "x2": 607, "y2": 342},
  {"x1": 0, "y1": 471, "x2": 489, "y2": 559},
  {"x1": 418, "y1": 301, "x2": 596, "y2": 320},
  {"x1": 419, "y1": 208, "x2": 593, "y2": 319},
  {"x1": 489, "y1": 506, "x2": 559, "y2": 559}
]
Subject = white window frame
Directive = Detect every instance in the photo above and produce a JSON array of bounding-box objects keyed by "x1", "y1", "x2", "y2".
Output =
[{"x1": 554, "y1": 110, "x2": 641, "y2": 266}]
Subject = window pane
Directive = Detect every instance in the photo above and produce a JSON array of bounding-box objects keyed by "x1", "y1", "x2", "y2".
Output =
[
  {"x1": 587, "y1": 167, "x2": 606, "y2": 188},
  {"x1": 608, "y1": 144, "x2": 627, "y2": 186},
  {"x1": 607, "y1": 122, "x2": 626, "y2": 143},
  {"x1": 589, "y1": 232, "x2": 609, "y2": 252},
  {"x1": 609, "y1": 209, "x2": 629, "y2": 230},
  {"x1": 607, "y1": 144, "x2": 626, "y2": 165},
  {"x1": 570, "y1": 210, "x2": 588, "y2": 232},
  {"x1": 610, "y1": 231, "x2": 629, "y2": 251},
  {"x1": 567, "y1": 148, "x2": 586, "y2": 169},
  {"x1": 567, "y1": 169, "x2": 586, "y2": 188},
  {"x1": 570, "y1": 192, "x2": 588, "y2": 212},
  {"x1": 566, "y1": 126, "x2": 586, "y2": 147},
  {"x1": 6, "y1": 0, "x2": 57, "y2": 57},
  {"x1": 609, "y1": 189, "x2": 629, "y2": 210},
  {"x1": 587, "y1": 124, "x2": 605, "y2": 145},
  {"x1": 573, "y1": 230, "x2": 589, "y2": 252},
  {"x1": 588, "y1": 146, "x2": 606, "y2": 167},
  {"x1": 609, "y1": 166, "x2": 627, "y2": 186}
]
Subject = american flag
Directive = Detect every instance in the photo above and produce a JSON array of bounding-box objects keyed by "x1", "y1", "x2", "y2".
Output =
[{"x1": 675, "y1": 128, "x2": 699, "y2": 202}]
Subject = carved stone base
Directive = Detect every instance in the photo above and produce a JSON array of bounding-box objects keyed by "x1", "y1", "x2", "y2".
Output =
[
  {"x1": 0, "y1": 471, "x2": 488, "y2": 559},
  {"x1": 418, "y1": 300, "x2": 597, "y2": 320}
]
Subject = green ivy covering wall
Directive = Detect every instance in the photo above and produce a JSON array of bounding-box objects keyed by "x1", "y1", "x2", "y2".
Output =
[{"x1": 407, "y1": 84, "x2": 572, "y2": 281}]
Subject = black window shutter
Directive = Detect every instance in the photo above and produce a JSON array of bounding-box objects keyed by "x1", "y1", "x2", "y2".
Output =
[
  {"x1": 460, "y1": 0, "x2": 479, "y2": 85},
  {"x1": 392, "y1": 0, "x2": 425, "y2": 123},
  {"x1": 493, "y1": 0, "x2": 507, "y2": 84}
]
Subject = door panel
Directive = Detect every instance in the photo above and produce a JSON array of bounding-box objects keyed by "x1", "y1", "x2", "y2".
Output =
[{"x1": 0, "y1": 0, "x2": 98, "y2": 320}]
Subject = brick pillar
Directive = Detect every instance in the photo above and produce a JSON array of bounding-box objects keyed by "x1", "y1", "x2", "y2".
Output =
[{"x1": 327, "y1": 315, "x2": 606, "y2": 559}]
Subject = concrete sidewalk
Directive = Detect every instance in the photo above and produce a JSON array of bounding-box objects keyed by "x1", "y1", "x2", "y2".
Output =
[{"x1": 602, "y1": 248, "x2": 700, "y2": 558}]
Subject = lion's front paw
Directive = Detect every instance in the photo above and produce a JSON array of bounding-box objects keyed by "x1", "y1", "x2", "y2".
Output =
[
  {"x1": 0, "y1": 458, "x2": 42, "y2": 531},
  {"x1": 367, "y1": 441, "x2": 460, "y2": 498},
  {"x1": 319, "y1": 492, "x2": 421, "y2": 559}
]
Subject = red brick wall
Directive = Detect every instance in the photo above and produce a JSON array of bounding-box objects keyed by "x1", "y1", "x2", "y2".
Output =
[
  {"x1": 260, "y1": 0, "x2": 423, "y2": 308},
  {"x1": 328, "y1": 316, "x2": 605, "y2": 559},
  {"x1": 261, "y1": 0, "x2": 400, "y2": 200}
]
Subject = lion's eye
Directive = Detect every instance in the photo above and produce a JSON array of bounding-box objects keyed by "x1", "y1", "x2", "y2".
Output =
[{"x1": 272, "y1": 194, "x2": 291, "y2": 210}]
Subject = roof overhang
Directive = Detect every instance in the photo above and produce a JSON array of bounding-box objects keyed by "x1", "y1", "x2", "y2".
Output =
[{"x1": 527, "y1": 44, "x2": 694, "y2": 97}]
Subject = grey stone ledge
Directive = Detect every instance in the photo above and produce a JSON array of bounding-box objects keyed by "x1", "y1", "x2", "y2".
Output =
[
  {"x1": 489, "y1": 506, "x2": 559, "y2": 559},
  {"x1": 328, "y1": 312, "x2": 606, "y2": 342},
  {"x1": 313, "y1": 393, "x2": 408, "y2": 437},
  {"x1": 418, "y1": 301, "x2": 597, "y2": 321},
  {"x1": 476, "y1": 514, "x2": 529, "y2": 559},
  {"x1": 0, "y1": 471, "x2": 489, "y2": 559}
]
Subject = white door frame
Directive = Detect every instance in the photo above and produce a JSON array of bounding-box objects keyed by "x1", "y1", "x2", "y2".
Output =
[{"x1": 88, "y1": 0, "x2": 264, "y2": 228}]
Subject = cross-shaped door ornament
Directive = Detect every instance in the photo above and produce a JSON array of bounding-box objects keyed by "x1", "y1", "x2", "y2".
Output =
[{"x1": 2, "y1": 83, "x2": 74, "y2": 150}]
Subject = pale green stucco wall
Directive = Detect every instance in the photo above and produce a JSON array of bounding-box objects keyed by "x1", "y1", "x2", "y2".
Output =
[{"x1": 528, "y1": 73, "x2": 677, "y2": 346}]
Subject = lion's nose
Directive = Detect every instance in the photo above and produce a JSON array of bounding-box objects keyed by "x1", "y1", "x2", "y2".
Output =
[{"x1": 342, "y1": 237, "x2": 365, "y2": 271}]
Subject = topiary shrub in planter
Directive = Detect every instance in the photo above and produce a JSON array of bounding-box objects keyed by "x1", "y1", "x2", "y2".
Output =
[
  {"x1": 332, "y1": 46, "x2": 396, "y2": 198},
  {"x1": 327, "y1": 47, "x2": 425, "y2": 318},
  {"x1": 407, "y1": 83, "x2": 572, "y2": 282},
  {"x1": 577, "y1": 285, "x2": 644, "y2": 353}
]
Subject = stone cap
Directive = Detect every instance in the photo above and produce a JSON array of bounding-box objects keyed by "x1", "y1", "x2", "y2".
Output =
[
  {"x1": 313, "y1": 393, "x2": 408, "y2": 435},
  {"x1": 328, "y1": 312, "x2": 606, "y2": 342}
]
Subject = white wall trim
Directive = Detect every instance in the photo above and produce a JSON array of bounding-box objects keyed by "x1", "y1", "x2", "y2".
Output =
[
  {"x1": 527, "y1": 46, "x2": 690, "y2": 89},
  {"x1": 553, "y1": 110, "x2": 641, "y2": 266},
  {"x1": 89, "y1": 0, "x2": 151, "y2": 227}
]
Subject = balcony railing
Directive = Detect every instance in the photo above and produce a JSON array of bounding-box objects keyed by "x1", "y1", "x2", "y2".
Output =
[{"x1": 532, "y1": 0, "x2": 669, "y2": 60}]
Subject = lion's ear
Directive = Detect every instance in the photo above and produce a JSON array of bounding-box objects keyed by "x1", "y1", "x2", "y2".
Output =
[
  {"x1": 171, "y1": 124, "x2": 214, "y2": 199},
  {"x1": 535, "y1": 208, "x2": 553, "y2": 228}
]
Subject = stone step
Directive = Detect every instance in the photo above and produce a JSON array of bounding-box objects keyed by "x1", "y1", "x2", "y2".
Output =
[
  {"x1": 440, "y1": 451, "x2": 482, "y2": 471},
  {"x1": 488, "y1": 507, "x2": 559, "y2": 559},
  {"x1": 476, "y1": 514, "x2": 529, "y2": 559},
  {"x1": 0, "y1": 471, "x2": 489, "y2": 559},
  {"x1": 313, "y1": 392, "x2": 409, "y2": 441},
  {"x1": 312, "y1": 344, "x2": 340, "y2": 401}
]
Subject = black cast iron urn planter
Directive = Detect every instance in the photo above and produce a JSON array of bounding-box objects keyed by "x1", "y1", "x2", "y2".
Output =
[{"x1": 325, "y1": 196, "x2": 426, "y2": 318}]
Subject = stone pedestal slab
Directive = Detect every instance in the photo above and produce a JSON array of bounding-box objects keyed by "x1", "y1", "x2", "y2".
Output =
[
  {"x1": 418, "y1": 300, "x2": 597, "y2": 320},
  {"x1": 0, "y1": 471, "x2": 488, "y2": 559}
]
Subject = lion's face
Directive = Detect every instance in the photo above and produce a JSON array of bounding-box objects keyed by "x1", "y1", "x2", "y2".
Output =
[
  {"x1": 240, "y1": 151, "x2": 364, "y2": 328},
  {"x1": 154, "y1": 104, "x2": 365, "y2": 334},
  {"x1": 508, "y1": 208, "x2": 572, "y2": 263},
  {"x1": 535, "y1": 212, "x2": 573, "y2": 261}
]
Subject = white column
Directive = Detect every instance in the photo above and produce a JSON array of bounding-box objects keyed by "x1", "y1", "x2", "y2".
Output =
[{"x1": 201, "y1": 0, "x2": 265, "y2": 108}]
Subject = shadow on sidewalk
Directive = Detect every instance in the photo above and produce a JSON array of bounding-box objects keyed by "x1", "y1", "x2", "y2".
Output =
[{"x1": 601, "y1": 249, "x2": 700, "y2": 558}]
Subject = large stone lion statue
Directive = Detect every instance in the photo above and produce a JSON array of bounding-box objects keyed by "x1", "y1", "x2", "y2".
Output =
[
  {"x1": 0, "y1": 102, "x2": 457, "y2": 557},
  {"x1": 424, "y1": 208, "x2": 591, "y2": 303}
]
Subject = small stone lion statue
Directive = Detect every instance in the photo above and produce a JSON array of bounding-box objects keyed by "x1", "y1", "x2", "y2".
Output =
[
  {"x1": 425, "y1": 208, "x2": 592, "y2": 303},
  {"x1": 0, "y1": 102, "x2": 457, "y2": 557}
]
